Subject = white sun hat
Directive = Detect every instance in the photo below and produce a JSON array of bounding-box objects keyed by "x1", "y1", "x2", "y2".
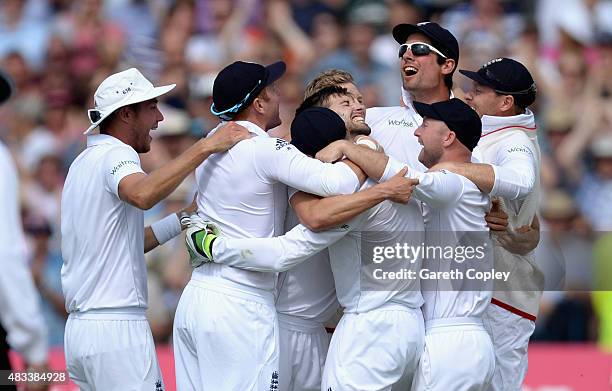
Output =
[{"x1": 84, "y1": 68, "x2": 176, "y2": 135}]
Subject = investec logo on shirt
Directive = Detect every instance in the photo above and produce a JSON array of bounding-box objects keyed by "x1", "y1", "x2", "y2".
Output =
[
  {"x1": 387, "y1": 118, "x2": 414, "y2": 128},
  {"x1": 110, "y1": 160, "x2": 138, "y2": 175}
]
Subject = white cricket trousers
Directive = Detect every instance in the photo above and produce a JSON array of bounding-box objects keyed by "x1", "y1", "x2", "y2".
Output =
[
  {"x1": 411, "y1": 317, "x2": 495, "y2": 391},
  {"x1": 278, "y1": 313, "x2": 330, "y2": 391},
  {"x1": 483, "y1": 303, "x2": 535, "y2": 391},
  {"x1": 173, "y1": 278, "x2": 279, "y2": 390},
  {"x1": 64, "y1": 308, "x2": 164, "y2": 391},
  {"x1": 322, "y1": 304, "x2": 424, "y2": 391}
]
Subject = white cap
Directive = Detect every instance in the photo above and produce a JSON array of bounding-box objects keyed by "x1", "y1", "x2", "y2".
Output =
[{"x1": 84, "y1": 68, "x2": 175, "y2": 134}]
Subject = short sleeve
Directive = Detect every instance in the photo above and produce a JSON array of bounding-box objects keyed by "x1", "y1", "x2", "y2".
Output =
[{"x1": 102, "y1": 146, "x2": 145, "y2": 197}]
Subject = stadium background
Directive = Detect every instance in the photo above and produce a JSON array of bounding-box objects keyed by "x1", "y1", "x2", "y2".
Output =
[{"x1": 1, "y1": 0, "x2": 611, "y2": 389}]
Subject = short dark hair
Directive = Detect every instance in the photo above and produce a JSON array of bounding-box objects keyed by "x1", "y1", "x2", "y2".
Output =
[
  {"x1": 99, "y1": 102, "x2": 142, "y2": 133},
  {"x1": 296, "y1": 85, "x2": 349, "y2": 115},
  {"x1": 436, "y1": 56, "x2": 454, "y2": 90}
]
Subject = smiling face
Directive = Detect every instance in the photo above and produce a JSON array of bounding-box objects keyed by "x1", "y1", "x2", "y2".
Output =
[
  {"x1": 464, "y1": 80, "x2": 507, "y2": 117},
  {"x1": 128, "y1": 99, "x2": 164, "y2": 153},
  {"x1": 326, "y1": 88, "x2": 371, "y2": 137},
  {"x1": 413, "y1": 117, "x2": 449, "y2": 167},
  {"x1": 400, "y1": 33, "x2": 451, "y2": 95}
]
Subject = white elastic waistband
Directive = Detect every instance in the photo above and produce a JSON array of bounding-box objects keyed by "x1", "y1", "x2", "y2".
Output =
[
  {"x1": 345, "y1": 301, "x2": 420, "y2": 314},
  {"x1": 426, "y1": 316, "x2": 483, "y2": 330},
  {"x1": 188, "y1": 278, "x2": 275, "y2": 306},
  {"x1": 278, "y1": 313, "x2": 325, "y2": 333},
  {"x1": 69, "y1": 307, "x2": 147, "y2": 320}
]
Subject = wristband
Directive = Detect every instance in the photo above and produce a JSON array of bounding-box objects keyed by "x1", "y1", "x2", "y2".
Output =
[{"x1": 151, "y1": 213, "x2": 182, "y2": 245}]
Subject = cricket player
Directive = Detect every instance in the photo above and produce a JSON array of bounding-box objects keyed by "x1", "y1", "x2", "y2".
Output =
[
  {"x1": 279, "y1": 85, "x2": 409, "y2": 391},
  {"x1": 433, "y1": 58, "x2": 542, "y2": 390},
  {"x1": 0, "y1": 68, "x2": 48, "y2": 389},
  {"x1": 316, "y1": 98, "x2": 496, "y2": 390},
  {"x1": 365, "y1": 22, "x2": 460, "y2": 169},
  {"x1": 60, "y1": 68, "x2": 249, "y2": 389},
  {"x1": 172, "y1": 60, "x2": 399, "y2": 390}
]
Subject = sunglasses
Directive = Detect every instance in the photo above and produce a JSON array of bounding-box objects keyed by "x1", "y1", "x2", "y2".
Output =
[
  {"x1": 211, "y1": 79, "x2": 263, "y2": 121},
  {"x1": 398, "y1": 42, "x2": 447, "y2": 59}
]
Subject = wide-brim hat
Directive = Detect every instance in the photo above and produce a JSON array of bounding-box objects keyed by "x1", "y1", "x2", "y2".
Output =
[{"x1": 84, "y1": 68, "x2": 175, "y2": 134}]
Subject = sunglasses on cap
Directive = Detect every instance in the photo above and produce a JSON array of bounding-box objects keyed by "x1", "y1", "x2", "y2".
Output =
[
  {"x1": 398, "y1": 42, "x2": 447, "y2": 59},
  {"x1": 483, "y1": 68, "x2": 537, "y2": 95},
  {"x1": 211, "y1": 79, "x2": 262, "y2": 121}
]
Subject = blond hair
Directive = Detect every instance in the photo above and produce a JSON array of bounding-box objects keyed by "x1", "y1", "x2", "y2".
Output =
[{"x1": 304, "y1": 69, "x2": 354, "y2": 100}]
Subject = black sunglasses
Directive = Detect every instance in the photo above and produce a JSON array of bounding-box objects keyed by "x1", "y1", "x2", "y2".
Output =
[{"x1": 398, "y1": 42, "x2": 447, "y2": 59}]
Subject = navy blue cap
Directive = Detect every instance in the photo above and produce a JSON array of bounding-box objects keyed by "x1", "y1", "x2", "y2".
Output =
[
  {"x1": 0, "y1": 69, "x2": 14, "y2": 105},
  {"x1": 459, "y1": 58, "x2": 536, "y2": 106},
  {"x1": 211, "y1": 61, "x2": 286, "y2": 120},
  {"x1": 291, "y1": 107, "x2": 347, "y2": 156},
  {"x1": 392, "y1": 22, "x2": 459, "y2": 61},
  {"x1": 414, "y1": 98, "x2": 482, "y2": 151}
]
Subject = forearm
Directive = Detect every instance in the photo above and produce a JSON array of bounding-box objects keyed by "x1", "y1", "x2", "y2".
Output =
[
  {"x1": 144, "y1": 226, "x2": 160, "y2": 253},
  {"x1": 340, "y1": 141, "x2": 389, "y2": 181},
  {"x1": 295, "y1": 185, "x2": 389, "y2": 231},
  {"x1": 213, "y1": 223, "x2": 347, "y2": 272},
  {"x1": 441, "y1": 162, "x2": 495, "y2": 193},
  {"x1": 132, "y1": 140, "x2": 213, "y2": 209}
]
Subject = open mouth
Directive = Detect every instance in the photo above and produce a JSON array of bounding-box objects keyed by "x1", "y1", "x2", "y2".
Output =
[
  {"x1": 404, "y1": 66, "x2": 418, "y2": 77},
  {"x1": 351, "y1": 115, "x2": 365, "y2": 123}
]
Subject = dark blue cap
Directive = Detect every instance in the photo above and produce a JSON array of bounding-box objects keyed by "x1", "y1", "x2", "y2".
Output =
[
  {"x1": 211, "y1": 61, "x2": 286, "y2": 120},
  {"x1": 0, "y1": 69, "x2": 14, "y2": 105},
  {"x1": 392, "y1": 22, "x2": 459, "y2": 62},
  {"x1": 414, "y1": 98, "x2": 482, "y2": 151},
  {"x1": 459, "y1": 58, "x2": 536, "y2": 106},
  {"x1": 291, "y1": 107, "x2": 347, "y2": 156}
]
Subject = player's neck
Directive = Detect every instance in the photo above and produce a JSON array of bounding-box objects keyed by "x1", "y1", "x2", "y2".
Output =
[
  {"x1": 234, "y1": 112, "x2": 268, "y2": 132},
  {"x1": 410, "y1": 84, "x2": 451, "y2": 105},
  {"x1": 439, "y1": 148, "x2": 471, "y2": 164}
]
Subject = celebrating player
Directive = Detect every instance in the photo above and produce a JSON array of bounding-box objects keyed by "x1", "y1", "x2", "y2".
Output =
[{"x1": 60, "y1": 68, "x2": 248, "y2": 389}]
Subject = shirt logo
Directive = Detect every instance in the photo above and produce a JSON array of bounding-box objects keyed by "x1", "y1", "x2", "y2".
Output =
[
  {"x1": 155, "y1": 380, "x2": 163, "y2": 391},
  {"x1": 110, "y1": 160, "x2": 139, "y2": 175},
  {"x1": 269, "y1": 371, "x2": 279, "y2": 390},
  {"x1": 275, "y1": 139, "x2": 289, "y2": 150},
  {"x1": 387, "y1": 118, "x2": 414, "y2": 128},
  {"x1": 507, "y1": 146, "x2": 531, "y2": 155}
]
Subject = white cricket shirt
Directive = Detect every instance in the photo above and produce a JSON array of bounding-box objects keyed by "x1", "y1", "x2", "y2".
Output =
[
  {"x1": 61, "y1": 134, "x2": 147, "y2": 312},
  {"x1": 382, "y1": 158, "x2": 492, "y2": 320},
  {"x1": 275, "y1": 202, "x2": 339, "y2": 324},
  {"x1": 194, "y1": 121, "x2": 360, "y2": 292},
  {"x1": 473, "y1": 111, "x2": 543, "y2": 318}
]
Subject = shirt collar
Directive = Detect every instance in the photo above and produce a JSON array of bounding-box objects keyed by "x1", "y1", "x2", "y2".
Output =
[
  {"x1": 481, "y1": 109, "x2": 536, "y2": 136},
  {"x1": 233, "y1": 120, "x2": 268, "y2": 137},
  {"x1": 87, "y1": 134, "x2": 130, "y2": 147}
]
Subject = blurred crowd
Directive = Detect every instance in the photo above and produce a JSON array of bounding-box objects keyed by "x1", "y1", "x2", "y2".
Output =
[{"x1": 0, "y1": 0, "x2": 611, "y2": 350}]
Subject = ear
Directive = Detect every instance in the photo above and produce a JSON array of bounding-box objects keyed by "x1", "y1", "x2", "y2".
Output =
[
  {"x1": 117, "y1": 106, "x2": 133, "y2": 124},
  {"x1": 443, "y1": 130, "x2": 456, "y2": 147},
  {"x1": 499, "y1": 95, "x2": 515, "y2": 114},
  {"x1": 440, "y1": 58, "x2": 456, "y2": 76},
  {"x1": 251, "y1": 96, "x2": 266, "y2": 115}
]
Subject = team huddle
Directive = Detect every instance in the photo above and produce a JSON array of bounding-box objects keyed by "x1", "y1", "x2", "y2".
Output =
[{"x1": 60, "y1": 21, "x2": 543, "y2": 391}]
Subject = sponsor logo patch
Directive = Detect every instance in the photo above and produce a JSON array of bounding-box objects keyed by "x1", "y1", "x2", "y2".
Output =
[
  {"x1": 110, "y1": 160, "x2": 139, "y2": 175},
  {"x1": 387, "y1": 119, "x2": 414, "y2": 128}
]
